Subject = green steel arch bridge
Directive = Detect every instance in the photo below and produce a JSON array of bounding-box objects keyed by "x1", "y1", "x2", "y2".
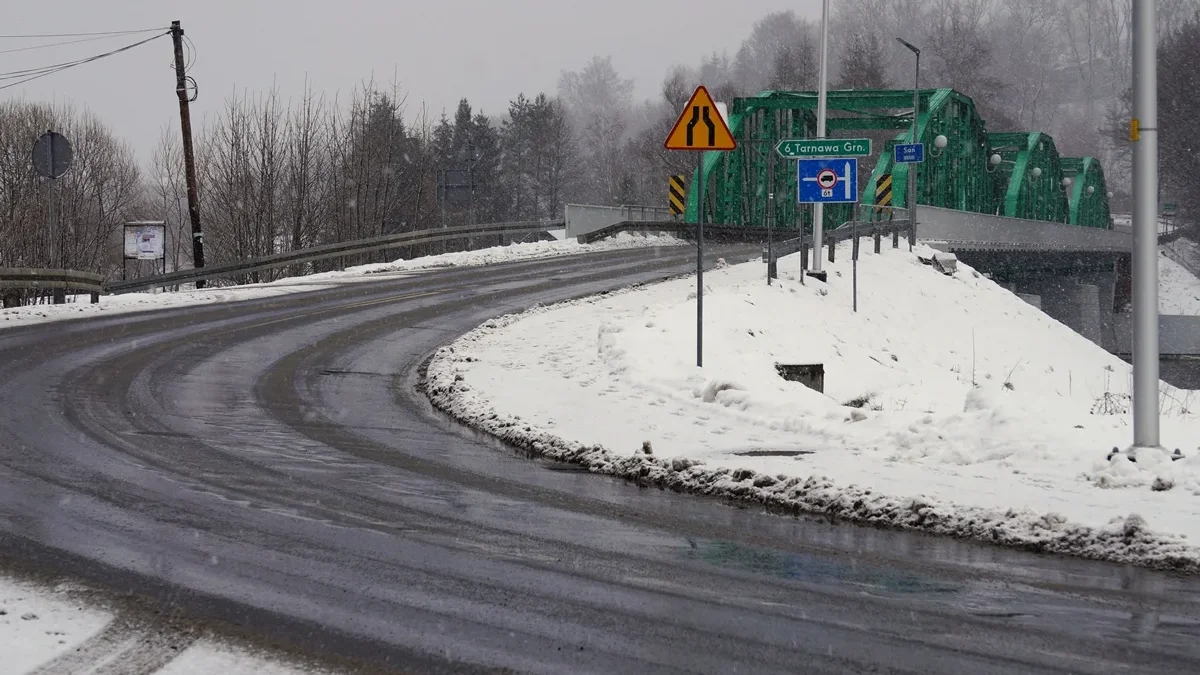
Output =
[
  {"x1": 683, "y1": 88, "x2": 1114, "y2": 237},
  {"x1": 672, "y1": 87, "x2": 1174, "y2": 355}
]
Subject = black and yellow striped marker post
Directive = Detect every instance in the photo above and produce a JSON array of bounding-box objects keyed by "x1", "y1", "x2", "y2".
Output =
[
  {"x1": 874, "y1": 173, "x2": 894, "y2": 254},
  {"x1": 874, "y1": 173, "x2": 893, "y2": 217},
  {"x1": 668, "y1": 174, "x2": 687, "y2": 217}
]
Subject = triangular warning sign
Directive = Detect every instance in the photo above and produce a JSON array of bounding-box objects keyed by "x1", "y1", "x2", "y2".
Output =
[{"x1": 664, "y1": 85, "x2": 736, "y2": 151}]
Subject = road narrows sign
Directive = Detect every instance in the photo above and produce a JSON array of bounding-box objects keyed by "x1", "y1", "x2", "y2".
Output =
[{"x1": 664, "y1": 86, "x2": 736, "y2": 151}]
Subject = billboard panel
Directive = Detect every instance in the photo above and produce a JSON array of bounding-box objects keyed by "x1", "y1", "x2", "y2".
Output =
[{"x1": 124, "y1": 223, "x2": 166, "y2": 260}]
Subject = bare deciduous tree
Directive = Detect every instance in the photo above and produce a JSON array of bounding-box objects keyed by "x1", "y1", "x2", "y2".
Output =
[{"x1": 0, "y1": 100, "x2": 141, "y2": 283}]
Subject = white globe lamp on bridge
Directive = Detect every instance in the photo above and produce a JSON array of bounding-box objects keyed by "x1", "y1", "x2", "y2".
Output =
[{"x1": 932, "y1": 134, "x2": 948, "y2": 157}]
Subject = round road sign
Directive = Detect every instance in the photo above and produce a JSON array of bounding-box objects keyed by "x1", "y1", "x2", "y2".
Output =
[
  {"x1": 816, "y1": 169, "x2": 837, "y2": 189},
  {"x1": 32, "y1": 130, "x2": 73, "y2": 179}
]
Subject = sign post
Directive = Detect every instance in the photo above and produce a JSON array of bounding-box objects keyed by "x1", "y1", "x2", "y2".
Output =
[
  {"x1": 664, "y1": 85, "x2": 737, "y2": 368},
  {"x1": 810, "y1": 0, "x2": 832, "y2": 282},
  {"x1": 893, "y1": 142, "x2": 924, "y2": 252},
  {"x1": 1131, "y1": 0, "x2": 1160, "y2": 451},
  {"x1": 31, "y1": 130, "x2": 74, "y2": 272}
]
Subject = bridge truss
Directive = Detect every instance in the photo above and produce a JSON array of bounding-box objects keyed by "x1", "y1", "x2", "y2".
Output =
[{"x1": 684, "y1": 88, "x2": 1111, "y2": 234}]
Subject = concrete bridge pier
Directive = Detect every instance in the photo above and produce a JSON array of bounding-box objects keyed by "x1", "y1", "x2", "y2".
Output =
[
  {"x1": 1001, "y1": 282, "x2": 1045, "y2": 311},
  {"x1": 1014, "y1": 269, "x2": 1117, "y2": 349}
]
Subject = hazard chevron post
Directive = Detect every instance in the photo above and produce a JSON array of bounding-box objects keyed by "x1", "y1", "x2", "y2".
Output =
[
  {"x1": 668, "y1": 174, "x2": 686, "y2": 215},
  {"x1": 874, "y1": 173, "x2": 893, "y2": 217}
]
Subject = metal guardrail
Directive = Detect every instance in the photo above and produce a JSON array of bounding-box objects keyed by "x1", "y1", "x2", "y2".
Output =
[
  {"x1": 577, "y1": 220, "x2": 774, "y2": 245},
  {"x1": 105, "y1": 220, "x2": 562, "y2": 294},
  {"x1": 0, "y1": 268, "x2": 105, "y2": 307},
  {"x1": 762, "y1": 220, "x2": 914, "y2": 262}
]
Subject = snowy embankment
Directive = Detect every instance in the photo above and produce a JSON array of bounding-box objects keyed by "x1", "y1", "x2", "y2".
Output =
[
  {"x1": 1161, "y1": 237, "x2": 1200, "y2": 314},
  {"x1": 0, "y1": 574, "x2": 329, "y2": 674},
  {"x1": 0, "y1": 232, "x2": 681, "y2": 329},
  {"x1": 425, "y1": 241, "x2": 1200, "y2": 571}
]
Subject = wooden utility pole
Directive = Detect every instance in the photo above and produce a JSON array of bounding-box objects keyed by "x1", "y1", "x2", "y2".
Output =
[{"x1": 171, "y1": 20, "x2": 206, "y2": 287}]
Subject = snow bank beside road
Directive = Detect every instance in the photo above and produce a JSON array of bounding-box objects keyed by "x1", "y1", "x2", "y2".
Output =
[
  {"x1": 0, "y1": 232, "x2": 682, "y2": 330},
  {"x1": 0, "y1": 573, "x2": 330, "y2": 674},
  {"x1": 0, "y1": 574, "x2": 111, "y2": 673},
  {"x1": 425, "y1": 241, "x2": 1200, "y2": 571},
  {"x1": 346, "y1": 231, "x2": 681, "y2": 275}
]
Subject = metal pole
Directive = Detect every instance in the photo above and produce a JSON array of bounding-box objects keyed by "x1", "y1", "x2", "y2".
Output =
[
  {"x1": 896, "y1": 38, "x2": 921, "y2": 251},
  {"x1": 809, "y1": 0, "x2": 830, "y2": 281},
  {"x1": 909, "y1": 51, "x2": 919, "y2": 251},
  {"x1": 696, "y1": 151, "x2": 704, "y2": 368},
  {"x1": 853, "y1": 219, "x2": 859, "y2": 312},
  {"x1": 768, "y1": 151, "x2": 775, "y2": 285},
  {"x1": 48, "y1": 178, "x2": 56, "y2": 268},
  {"x1": 1132, "y1": 0, "x2": 1160, "y2": 449}
]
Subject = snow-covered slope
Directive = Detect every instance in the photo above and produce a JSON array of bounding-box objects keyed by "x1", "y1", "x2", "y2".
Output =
[
  {"x1": 1161, "y1": 237, "x2": 1200, "y2": 314},
  {"x1": 426, "y1": 241, "x2": 1200, "y2": 571}
]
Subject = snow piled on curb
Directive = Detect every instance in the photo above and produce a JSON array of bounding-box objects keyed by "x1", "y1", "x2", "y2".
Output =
[
  {"x1": 423, "y1": 293, "x2": 1200, "y2": 574},
  {"x1": 349, "y1": 231, "x2": 684, "y2": 275}
]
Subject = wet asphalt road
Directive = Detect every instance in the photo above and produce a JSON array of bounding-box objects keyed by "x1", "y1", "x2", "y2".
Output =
[{"x1": 1, "y1": 244, "x2": 1200, "y2": 674}]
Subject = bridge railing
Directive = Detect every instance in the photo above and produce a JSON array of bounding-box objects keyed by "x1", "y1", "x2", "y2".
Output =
[{"x1": 762, "y1": 219, "x2": 915, "y2": 264}]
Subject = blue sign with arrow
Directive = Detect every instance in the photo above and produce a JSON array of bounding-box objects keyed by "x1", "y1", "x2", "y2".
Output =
[
  {"x1": 894, "y1": 143, "x2": 924, "y2": 164},
  {"x1": 797, "y1": 157, "x2": 858, "y2": 204}
]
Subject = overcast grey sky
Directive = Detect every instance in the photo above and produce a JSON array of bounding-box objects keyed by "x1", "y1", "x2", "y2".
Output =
[{"x1": 4, "y1": 0, "x2": 819, "y2": 163}]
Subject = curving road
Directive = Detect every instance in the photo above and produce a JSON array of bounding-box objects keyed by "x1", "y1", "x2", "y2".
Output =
[{"x1": 1, "y1": 245, "x2": 1199, "y2": 674}]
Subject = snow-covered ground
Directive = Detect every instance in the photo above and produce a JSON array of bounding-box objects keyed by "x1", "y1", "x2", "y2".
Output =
[
  {"x1": 426, "y1": 241, "x2": 1200, "y2": 571},
  {"x1": 1161, "y1": 237, "x2": 1200, "y2": 314},
  {"x1": 0, "y1": 574, "x2": 331, "y2": 674},
  {"x1": 1160, "y1": 253, "x2": 1200, "y2": 314},
  {"x1": 0, "y1": 233, "x2": 682, "y2": 330}
]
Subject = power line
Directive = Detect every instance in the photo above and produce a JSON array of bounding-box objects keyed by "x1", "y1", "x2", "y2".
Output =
[
  {"x1": 0, "y1": 31, "x2": 169, "y2": 91},
  {"x1": 0, "y1": 32, "x2": 169, "y2": 79},
  {"x1": 0, "y1": 32, "x2": 145, "y2": 55},
  {"x1": 0, "y1": 27, "x2": 167, "y2": 39}
]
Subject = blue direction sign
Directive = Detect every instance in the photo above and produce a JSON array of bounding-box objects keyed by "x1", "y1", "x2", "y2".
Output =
[
  {"x1": 894, "y1": 143, "x2": 924, "y2": 164},
  {"x1": 798, "y1": 158, "x2": 858, "y2": 204}
]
